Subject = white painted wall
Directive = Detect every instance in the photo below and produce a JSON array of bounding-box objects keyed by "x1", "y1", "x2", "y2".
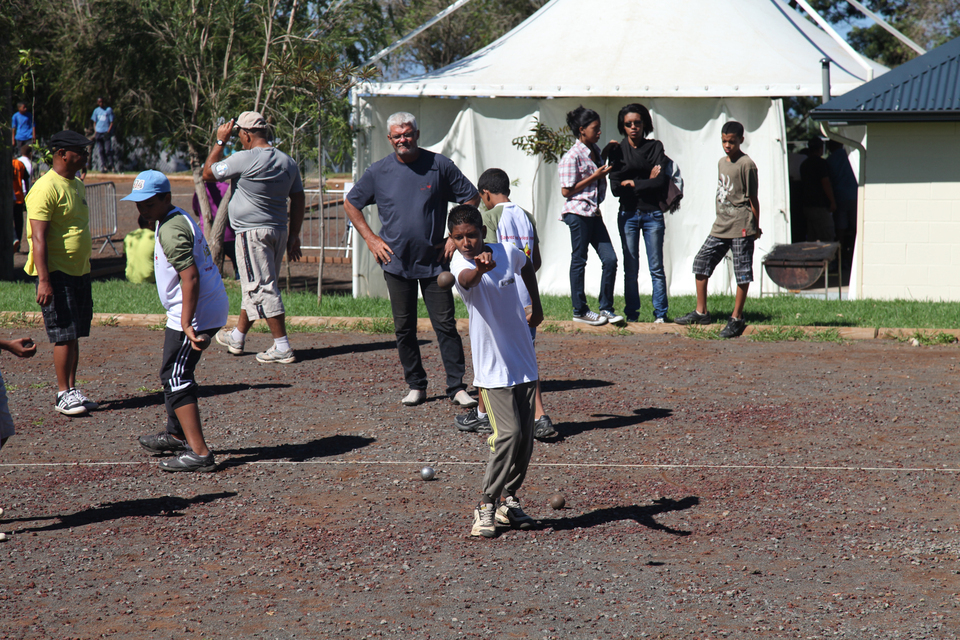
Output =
[{"x1": 860, "y1": 122, "x2": 960, "y2": 301}]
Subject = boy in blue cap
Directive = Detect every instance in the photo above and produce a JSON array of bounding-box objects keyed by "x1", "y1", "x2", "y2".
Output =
[{"x1": 123, "y1": 170, "x2": 229, "y2": 472}]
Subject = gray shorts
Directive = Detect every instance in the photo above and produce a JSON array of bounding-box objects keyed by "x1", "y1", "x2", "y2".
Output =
[
  {"x1": 692, "y1": 236, "x2": 755, "y2": 285},
  {"x1": 236, "y1": 227, "x2": 288, "y2": 319}
]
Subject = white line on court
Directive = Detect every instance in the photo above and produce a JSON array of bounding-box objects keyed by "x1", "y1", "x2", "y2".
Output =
[{"x1": 0, "y1": 460, "x2": 958, "y2": 473}]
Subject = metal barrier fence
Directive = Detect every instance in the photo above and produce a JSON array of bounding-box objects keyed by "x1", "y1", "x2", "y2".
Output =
[
  {"x1": 85, "y1": 182, "x2": 119, "y2": 255},
  {"x1": 302, "y1": 188, "x2": 352, "y2": 257}
]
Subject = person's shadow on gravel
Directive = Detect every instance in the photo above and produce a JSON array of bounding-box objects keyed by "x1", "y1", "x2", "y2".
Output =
[
  {"x1": 217, "y1": 434, "x2": 375, "y2": 466},
  {"x1": 4, "y1": 491, "x2": 237, "y2": 534},
  {"x1": 540, "y1": 379, "x2": 614, "y2": 393},
  {"x1": 538, "y1": 496, "x2": 699, "y2": 536},
  {"x1": 294, "y1": 339, "x2": 428, "y2": 363},
  {"x1": 547, "y1": 407, "x2": 673, "y2": 440},
  {"x1": 100, "y1": 383, "x2": 291, "y2": 410}
]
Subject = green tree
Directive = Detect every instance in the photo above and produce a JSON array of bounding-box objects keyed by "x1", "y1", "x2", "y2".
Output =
[{"x1": 384, "y1": 0, "x2": 546, "y2": 74}]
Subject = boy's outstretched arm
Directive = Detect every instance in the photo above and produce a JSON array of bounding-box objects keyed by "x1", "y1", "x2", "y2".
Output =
[
  {"x1": 0, "y1": 338, "x2": 37, "y2": 358},
  {"x1": 456, "y1": 249, "x2": 495, "y2": 290},
  {"x1": 520, "y1": 258, "x2": 543, "y2": 328}
]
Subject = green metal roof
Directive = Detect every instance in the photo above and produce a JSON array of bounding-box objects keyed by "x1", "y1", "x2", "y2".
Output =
[{"x1": 812, "y1": 35, "x2": 960, "y2": 123}]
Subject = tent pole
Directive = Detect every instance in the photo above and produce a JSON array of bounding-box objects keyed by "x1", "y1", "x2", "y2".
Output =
[
  {"x1": 844, "y1": 0, "x2": 925, "y2": 55},
  {"x1": 364, "y1": 0, "x2": 480, "y2": 68},
  {"x1": 793, "y1": 0, "x2": 875, "y2": 80}
]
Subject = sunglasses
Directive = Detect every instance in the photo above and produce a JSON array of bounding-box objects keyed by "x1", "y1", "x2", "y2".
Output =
[
  {"x1": 62, "y1": 146, "x2": 90, "y2": 156},
  {"x1": 623, "y1": 121, "x2": 644, "y2": 129}
]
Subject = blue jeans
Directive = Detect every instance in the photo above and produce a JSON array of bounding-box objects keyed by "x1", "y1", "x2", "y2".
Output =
[
  {"x1": 562, "y1": 213, "x2": 618, "y2": 316},
  {"x1": 618, "y1": 209, "x2": 668, "y2": 320}
]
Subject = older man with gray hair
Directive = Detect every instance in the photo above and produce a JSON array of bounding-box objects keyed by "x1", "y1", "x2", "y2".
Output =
[
  {"x1": 203, "y1": 110, "x2": 305, "y2": 363},
  {"x1": 345, "y1": 112, "x2": 480, "y2": 407}
]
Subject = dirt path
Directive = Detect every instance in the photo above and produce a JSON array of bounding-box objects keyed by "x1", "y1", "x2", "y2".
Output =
[{"x1": 0, "y1": 327, "x2": 958, "y2": 638}]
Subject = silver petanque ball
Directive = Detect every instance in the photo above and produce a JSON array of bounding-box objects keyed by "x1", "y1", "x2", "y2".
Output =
[{"x1": 420, "y1": 466, "x2": 436, "y2": 481}]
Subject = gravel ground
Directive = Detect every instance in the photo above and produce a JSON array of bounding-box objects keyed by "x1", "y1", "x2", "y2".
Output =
[{"x1": 1, "y1": 327, "x2": 959, "y2": 639}]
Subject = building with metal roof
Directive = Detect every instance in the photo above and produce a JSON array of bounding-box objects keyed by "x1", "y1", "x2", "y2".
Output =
[
  {"x1": 813, "y1": 35, "x2": 960, "y2": 123},
  {"x1": 810, "y1": 36, "x2": 960, "y2": 301}
]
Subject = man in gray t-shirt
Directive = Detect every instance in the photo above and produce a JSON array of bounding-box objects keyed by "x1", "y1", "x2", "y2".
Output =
[
  {"x1": 202, "y1": 110, "x2": 305, "y2": 364},
  {"x1": 345, "y1": 111, "x2": 480, "y2": 409}
]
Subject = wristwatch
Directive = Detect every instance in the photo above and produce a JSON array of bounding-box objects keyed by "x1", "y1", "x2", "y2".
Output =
[{"x1": 216, "y1": 139, "x2": 226, "y2": 147}]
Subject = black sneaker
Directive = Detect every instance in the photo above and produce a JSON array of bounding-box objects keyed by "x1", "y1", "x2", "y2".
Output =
[
  {"x1": 455, "y1": 408, "x2": 491, "y2": 433},
  {"x1": 719, "y1": 317, "x2": 747, "y2": 338},
  {"x1": 159, "y1": 451, "x2": 216, "y2": 473},
  {"x1": 674, "y1": 310, "x2": 712, "y2": 326},
  {"x1": 534, "y1": 414, "x2": 557, "y2": 439},
  {"x1": 139, "y1": 431, "x2": 190, "y2": 454}
]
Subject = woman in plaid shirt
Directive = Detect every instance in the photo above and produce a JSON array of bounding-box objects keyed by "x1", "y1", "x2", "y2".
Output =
[{"x1": 558, "y1": 106, "x2": 623, "y2": 326}]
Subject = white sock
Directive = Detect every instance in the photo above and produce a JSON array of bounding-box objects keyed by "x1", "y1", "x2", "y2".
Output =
[
  {"x1": 231, "y1": 328, "x2": 246, "y2": 343},
  {"x1": 274, "y1": 336, "x2": 291, "y2": 352},
  {"x1": 477, "y1": 410, "x2": 487, "y2": 419}
]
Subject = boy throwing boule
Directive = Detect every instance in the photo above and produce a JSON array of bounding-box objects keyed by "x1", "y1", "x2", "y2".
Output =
[{"x1": 447, "y1": 204, "x2": 542, "y2": 538}]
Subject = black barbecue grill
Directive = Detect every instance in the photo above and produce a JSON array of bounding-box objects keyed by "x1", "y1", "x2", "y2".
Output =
[{"x1": 760, "y1": 242, "x2": 841, "y2": 300}]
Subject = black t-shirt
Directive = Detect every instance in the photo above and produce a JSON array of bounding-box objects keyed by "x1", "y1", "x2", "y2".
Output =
[
  {"x1": 348, "y1": 150, "x2": 478, "y2": 279},
  {"x1": 799, "y1": 155, "x2": 831, "y2": 208}
]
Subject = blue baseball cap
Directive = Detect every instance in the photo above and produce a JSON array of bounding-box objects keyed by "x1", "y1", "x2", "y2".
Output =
[{"x1": 122, "y1": 170, "x2": 171, "y2": 202}]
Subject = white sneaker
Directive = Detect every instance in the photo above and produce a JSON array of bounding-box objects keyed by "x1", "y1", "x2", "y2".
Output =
[
  {"x1": 452, "y1": 390, "x2": 478, "y2": 408},
  {"x1": 496, "y1": 496, "x2": 535, "y2": 530},
  {"x1": 71, "y1": 388, "x2": 99, "y2": 411},
  {"x1": 572, "y1": 311, "x2": 608, "y2": 326},
  {"x1": 599, "y1": 310, "x2": 625, "y2": 324},
  {"x1": 401, "y1": 389, "x2": 426, "y2": 406},
  {"x1": 654, "y1": 317, "x2": 666, "y2": 324},
  {"x1": 471, "y1": 503, "x2": 496, "y2": 538}
]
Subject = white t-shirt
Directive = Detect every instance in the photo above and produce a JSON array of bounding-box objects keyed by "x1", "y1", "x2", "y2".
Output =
[
  {"x1": 154, "y1": 208, "x2": 229, "y2": 331},
  {"x1": 450, "y1": 243, "x2": 538, "y2": 389},
  {"x1": 491, "y1": 202, "x2": 535, "y2": 307}
]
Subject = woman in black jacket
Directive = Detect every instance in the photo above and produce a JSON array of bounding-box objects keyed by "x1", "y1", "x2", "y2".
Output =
[{"x1": 608, "y1": 103, "x2": 670, "y2": 323}]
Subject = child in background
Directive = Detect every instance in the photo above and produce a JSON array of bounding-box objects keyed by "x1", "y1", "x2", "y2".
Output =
[
  {"x1": 454, "y1": 168, "x2": 556, "y2": 439},
  {"x1": 447, "y1": 204, "x2": 543, "y2": 538}
]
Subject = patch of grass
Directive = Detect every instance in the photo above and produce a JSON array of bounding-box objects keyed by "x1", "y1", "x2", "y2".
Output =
[
  {"x1": 898, "y1": 330, "x2": 959, "y2": 346},
  {"x1": 147, "y1": 322, "x2": 167, "y2": 331},
  {"x1": 32, "y1": 418, "x2": 44, "y2": 426},
  {"x1": 685, "y1": 325, "x2": 721, "y2": 340},
  {"x1": 749, "y1": 326, "x2": 846, "y2": 344},
  {"x1": 98, "y1": 315, "x2": 120, "y2": 327},
  {"x1": 613, "y1": 326, "x2": 633, "y2": 337},
  {"x1": 5, "y1": 384, "x2": 19, "y2": 392},
  {"x1": 0, "y1": 311, "x2": 35, "y2": 328},
  {"x1": 350, "y1": 317, "x2": 394, "y2": 334},
  {"x1": 136, "y1": 386, "x2": 163, "y2": 393},
  {"x1": 29, "y1": 382, "x2": 49, "y2": 389},
  {"x1": 539, "y1": 322, "x2": 562, "y2": 333},
  {"x1": 750, "y1": 326, "x2": 809, "y2": 342}
]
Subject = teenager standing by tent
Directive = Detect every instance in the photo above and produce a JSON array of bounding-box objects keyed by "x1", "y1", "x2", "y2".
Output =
[
  {"x1": 608, "y1": 103, "x2": 671, "y2": 323},
  {"x1": 558, "y1": 106, "x2": 622, "y2": 327}
]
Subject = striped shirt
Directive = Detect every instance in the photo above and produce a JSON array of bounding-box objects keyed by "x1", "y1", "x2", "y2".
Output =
[{"x1": 558, "y1": 139, "x2": 606, "y2": 219}]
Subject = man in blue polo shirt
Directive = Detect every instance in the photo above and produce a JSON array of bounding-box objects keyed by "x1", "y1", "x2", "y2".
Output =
[
  {"x1": 90, "y1": 97, "x2": 115, "y2": 172},
  {"x1": 344, "y1": 111, "x2": 480, "y2": 408},
  {"x1": 11, "y1": 103, "x2": 34, "y2": 152}
]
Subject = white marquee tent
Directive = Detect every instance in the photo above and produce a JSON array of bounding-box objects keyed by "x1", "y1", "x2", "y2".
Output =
[{"x1": 351, "y1": 0, "x2": 886, "y2": 302}]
